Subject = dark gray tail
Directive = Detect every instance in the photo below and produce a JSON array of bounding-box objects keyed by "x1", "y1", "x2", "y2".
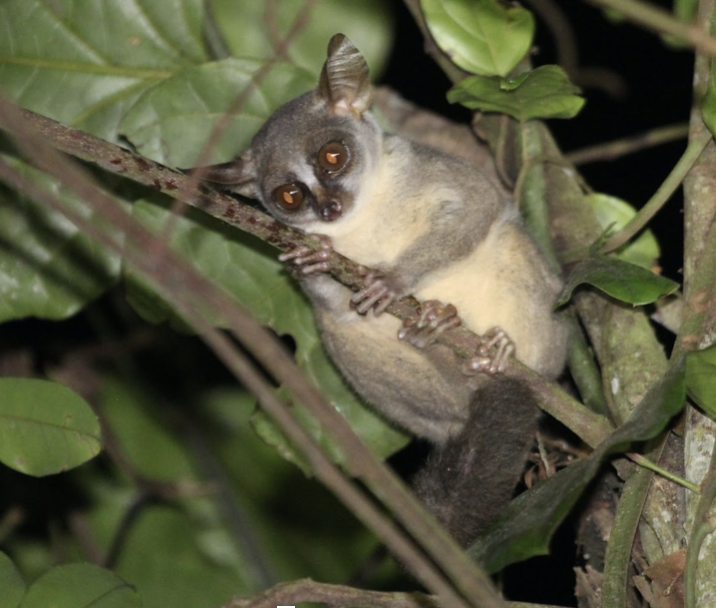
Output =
[{"x1": 412, "y1": 378, "x2": 538, "y2": 547}]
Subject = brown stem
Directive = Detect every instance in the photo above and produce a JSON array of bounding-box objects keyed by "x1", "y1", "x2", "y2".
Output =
[{"x1": 221, "y1": 578, "x2": 566, "y2": 608}]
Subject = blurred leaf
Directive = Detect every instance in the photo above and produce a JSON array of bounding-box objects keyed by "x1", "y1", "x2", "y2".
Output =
[
  {"x1": 586, "y1": 193, "x2": 660, "y2": 269},
  {"x1": 663, "y1": 0, "x2": 699, "y2": 47},
  {"x1": 0, "y1": 157, "x2": 123, "y2": 323},
  {"x1": 447, "y1": 66, "x2": 584, "y2": 120},
  {"x1": 19, "y1": 563, "x2": 141, "y2": 608},
  {"x1": 0, "y1": 378, "x2": 102, "y2": 476},
  {"x1": 472, "y1": 357, "x2": 685, "y2": 572},
  {"x1": 111, "y1": 504, "x2": 249, "y2": 608},
  {"x1": 209, "y1": 0, "x2": 393, "y2": 78},
  {"x1": 205, "y1": 388, "x2": 385, "y2": 582},
  {"x1": 0, "y1": 552, "x2": 25, "y2": 608},
  {"x1": 0, "y1": 0, "x2": 207, "y2": 141},
  {"x1": 674, "y1": 0, "x2": 699, "y2": 20},
  {"x1": 127, "y1": 199, "x2": 408, "y2": 465},
  {"x1": 558, "y1": 255, "x2": 679, "y2": 306},
  {"x1": 119, "y1": 59, "x2": 314, "y2": 167},
  {"x1": 686, "y1": 345, "x2": 716, "y2": 419},
  {"x1": 99, "y1": 375, "x2": 194, "y2": 480},
  {"x1": 421, "y1": 0, "x2": 534, "y2": 77}
]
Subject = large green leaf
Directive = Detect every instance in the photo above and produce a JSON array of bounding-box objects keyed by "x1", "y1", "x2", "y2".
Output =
[
  {"x1": 0, "y1": 552, "x2": 25, "y2": 608},
  {"x1": 421, "y1": 0, "x2": 534, "y2": 77},
  {"x1": 127, "y1": 199, "x2": 408, "y2": 464},
  {"x1": 447, "y1": 66, "x2": 584, "y2": 121},
  {"x1": 0, "y1": 0, "x2": 207, "y2": 141},
  {"x1": 19, "y1": 563, "x2": 141, "y2": 608},
  {"x1": 586, "y1": 193, "x2": 660, "y2": 269},
  {"x1": 209, "y1": 0, "x2": 393, "y2": 78},
  {"x1": 0, "y1": 0, "x2": 390, "y2": 164},
  {"x1": 558, "y1": 254, "x2": 679, "y2": 307},
  {"x1": 0, "y1": 378, "x2": 102, "y2": 476},
  {"x1": 119, "y1": 59, "x2": 314, "y2": 167},
  {"x1": 472, "y1": 357, "x2": 686, "y2": 572},
  {"x1": 0, "y1": 157, "x2": 123, "y2": 323}
]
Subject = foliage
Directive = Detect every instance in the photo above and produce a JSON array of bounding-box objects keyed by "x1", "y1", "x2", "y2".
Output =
[{"x1": 0, "y1": 0, "x2": 715, "y2": 607}]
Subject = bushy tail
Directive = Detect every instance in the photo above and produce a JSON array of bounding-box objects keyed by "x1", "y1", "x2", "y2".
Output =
[{"x1": 412, "y1": 377, "x2": 538, "y2": 547}]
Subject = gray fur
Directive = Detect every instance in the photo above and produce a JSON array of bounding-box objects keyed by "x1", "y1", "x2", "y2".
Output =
[{"x1": 199, "y1": 35, "x2": 569, "y2": 543}]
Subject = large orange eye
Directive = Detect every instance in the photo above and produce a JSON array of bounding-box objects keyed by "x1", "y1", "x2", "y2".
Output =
[
  {"x1": 318, "y1": 141, "x2": 349, "y2": 174},
  {"x1": 272, "y1": 183, "x2": 306, "y2": 211}
]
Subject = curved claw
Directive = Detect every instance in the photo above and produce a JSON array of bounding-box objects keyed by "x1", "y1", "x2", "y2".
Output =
[
  {"x1": 399, "y1": 300, "x2": 462, "y2": 349},
  {"x1": 279, "y1": 235, "x2": 333, "y2": 275},
  {"x1": 350, "y1": 273, "x2": 397, "y2": 316},
  {"x1": 463, "y1": 326, "x2": 515, "y2": 376}
]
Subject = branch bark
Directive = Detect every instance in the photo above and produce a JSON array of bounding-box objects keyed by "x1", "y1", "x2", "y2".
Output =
[{"x1": 3, "y1": 102, "x2": 611, "y2": 448}]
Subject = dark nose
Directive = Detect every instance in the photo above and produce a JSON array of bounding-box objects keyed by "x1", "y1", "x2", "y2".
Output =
[{"x1": 318, "y1": 199, "x2": 342, "y2": 222}]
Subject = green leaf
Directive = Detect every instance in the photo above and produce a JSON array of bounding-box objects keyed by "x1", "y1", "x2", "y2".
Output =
[
  {"x1": 209, "y1": 0, "x2": 393, "y2": 79},
  {"x1": 0, "y1": 552, "x2": 26, "y2": 608},
  {"x1": 472, "y1": 357, "x2": 685, "y2": 572},
  {"x1": 586, "y1": 193, "x2": 660, "y2": 269},
  {"x1": 663, "y1": 0, "x2": 699, "y2": 47},
  {"x1": 447, "y1": 65, "x2": 585, "y2": 120},
  {"x1": 421, "y1": 0, "x2": 535, "y2": 77},
  {"x1": 0, "y1": 0, "x2": 207, "y2": 142},
  {"x1": 0, "y1": 157, "x2": 123, "y2": 323},
  {"x1": 19, "y1": 563, "x2": 141, "y2": 608},
  {"x1": 674, "y1": 0, "x2": 699, "y2": 20},
  {"x1": 557, "y1": 255, "x2": 679, "y2": 307},
  {"x1": 686, "y1": 345, "x2": 716, "y2": 419},
  {"x1": 98, "y1": 375, "x2": 194, "y2": 480},
  {"x1": 127, "y1": 199, "x2": 408, "y2": 465},
  {"x1": 0, "y1": 0, "x2": 392, "y2": 166},
  {"x1": 0, "y1": 378, "x2": 102, "y2": 476},
  {"x1": 119, "y1": 59, "x2": 315, "y2": 167}
]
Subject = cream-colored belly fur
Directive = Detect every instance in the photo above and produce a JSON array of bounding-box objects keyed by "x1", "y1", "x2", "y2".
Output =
[{"x1": 413, "y1": 221, "x2": 561, "y2": 376}]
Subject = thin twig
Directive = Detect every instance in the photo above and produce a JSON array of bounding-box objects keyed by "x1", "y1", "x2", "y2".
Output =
[
  {"x1": 627, "y1": 452, "x2": 701, "y2": 493},
  {"x1": 599, "y1": 130, "x2": 711, "y2": 255},
  {"x1": 565, "y1": 123, "x2": 690, "y2": 165},
  {"x1": 580, "y1": 0, "x2": 716, "y2": 56}
]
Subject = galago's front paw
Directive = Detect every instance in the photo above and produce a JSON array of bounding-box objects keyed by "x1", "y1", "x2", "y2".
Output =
[
  {"x1": 350, "y1": 272, "x2": 401, "y2": 316},
  {"x1": 279, "y1": 235, "x2": 333, "y2": 275},
  {"x1": 463, "y1": 326, "x2": 515, "y2": 376},
  {"x1": 398, "y1": 300, "x2": 462, "y2": 349}
]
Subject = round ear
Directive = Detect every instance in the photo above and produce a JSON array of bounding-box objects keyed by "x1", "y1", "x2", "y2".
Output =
[{"x1": 318, "y1": 33, "x2": 372, "y2": 116}]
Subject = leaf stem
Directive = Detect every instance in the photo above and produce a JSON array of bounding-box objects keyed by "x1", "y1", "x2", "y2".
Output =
[
  {"x1": 627, "y1": 452, "x2": 701, "y2": 493},
  {"x1": 599, "y1": 130, "x2": 711, "y2": 255}
]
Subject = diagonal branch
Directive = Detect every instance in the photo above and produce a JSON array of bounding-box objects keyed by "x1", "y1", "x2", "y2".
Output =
[{"x1": 7, "y1": 103, "x2": 611, "y2": 447}]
